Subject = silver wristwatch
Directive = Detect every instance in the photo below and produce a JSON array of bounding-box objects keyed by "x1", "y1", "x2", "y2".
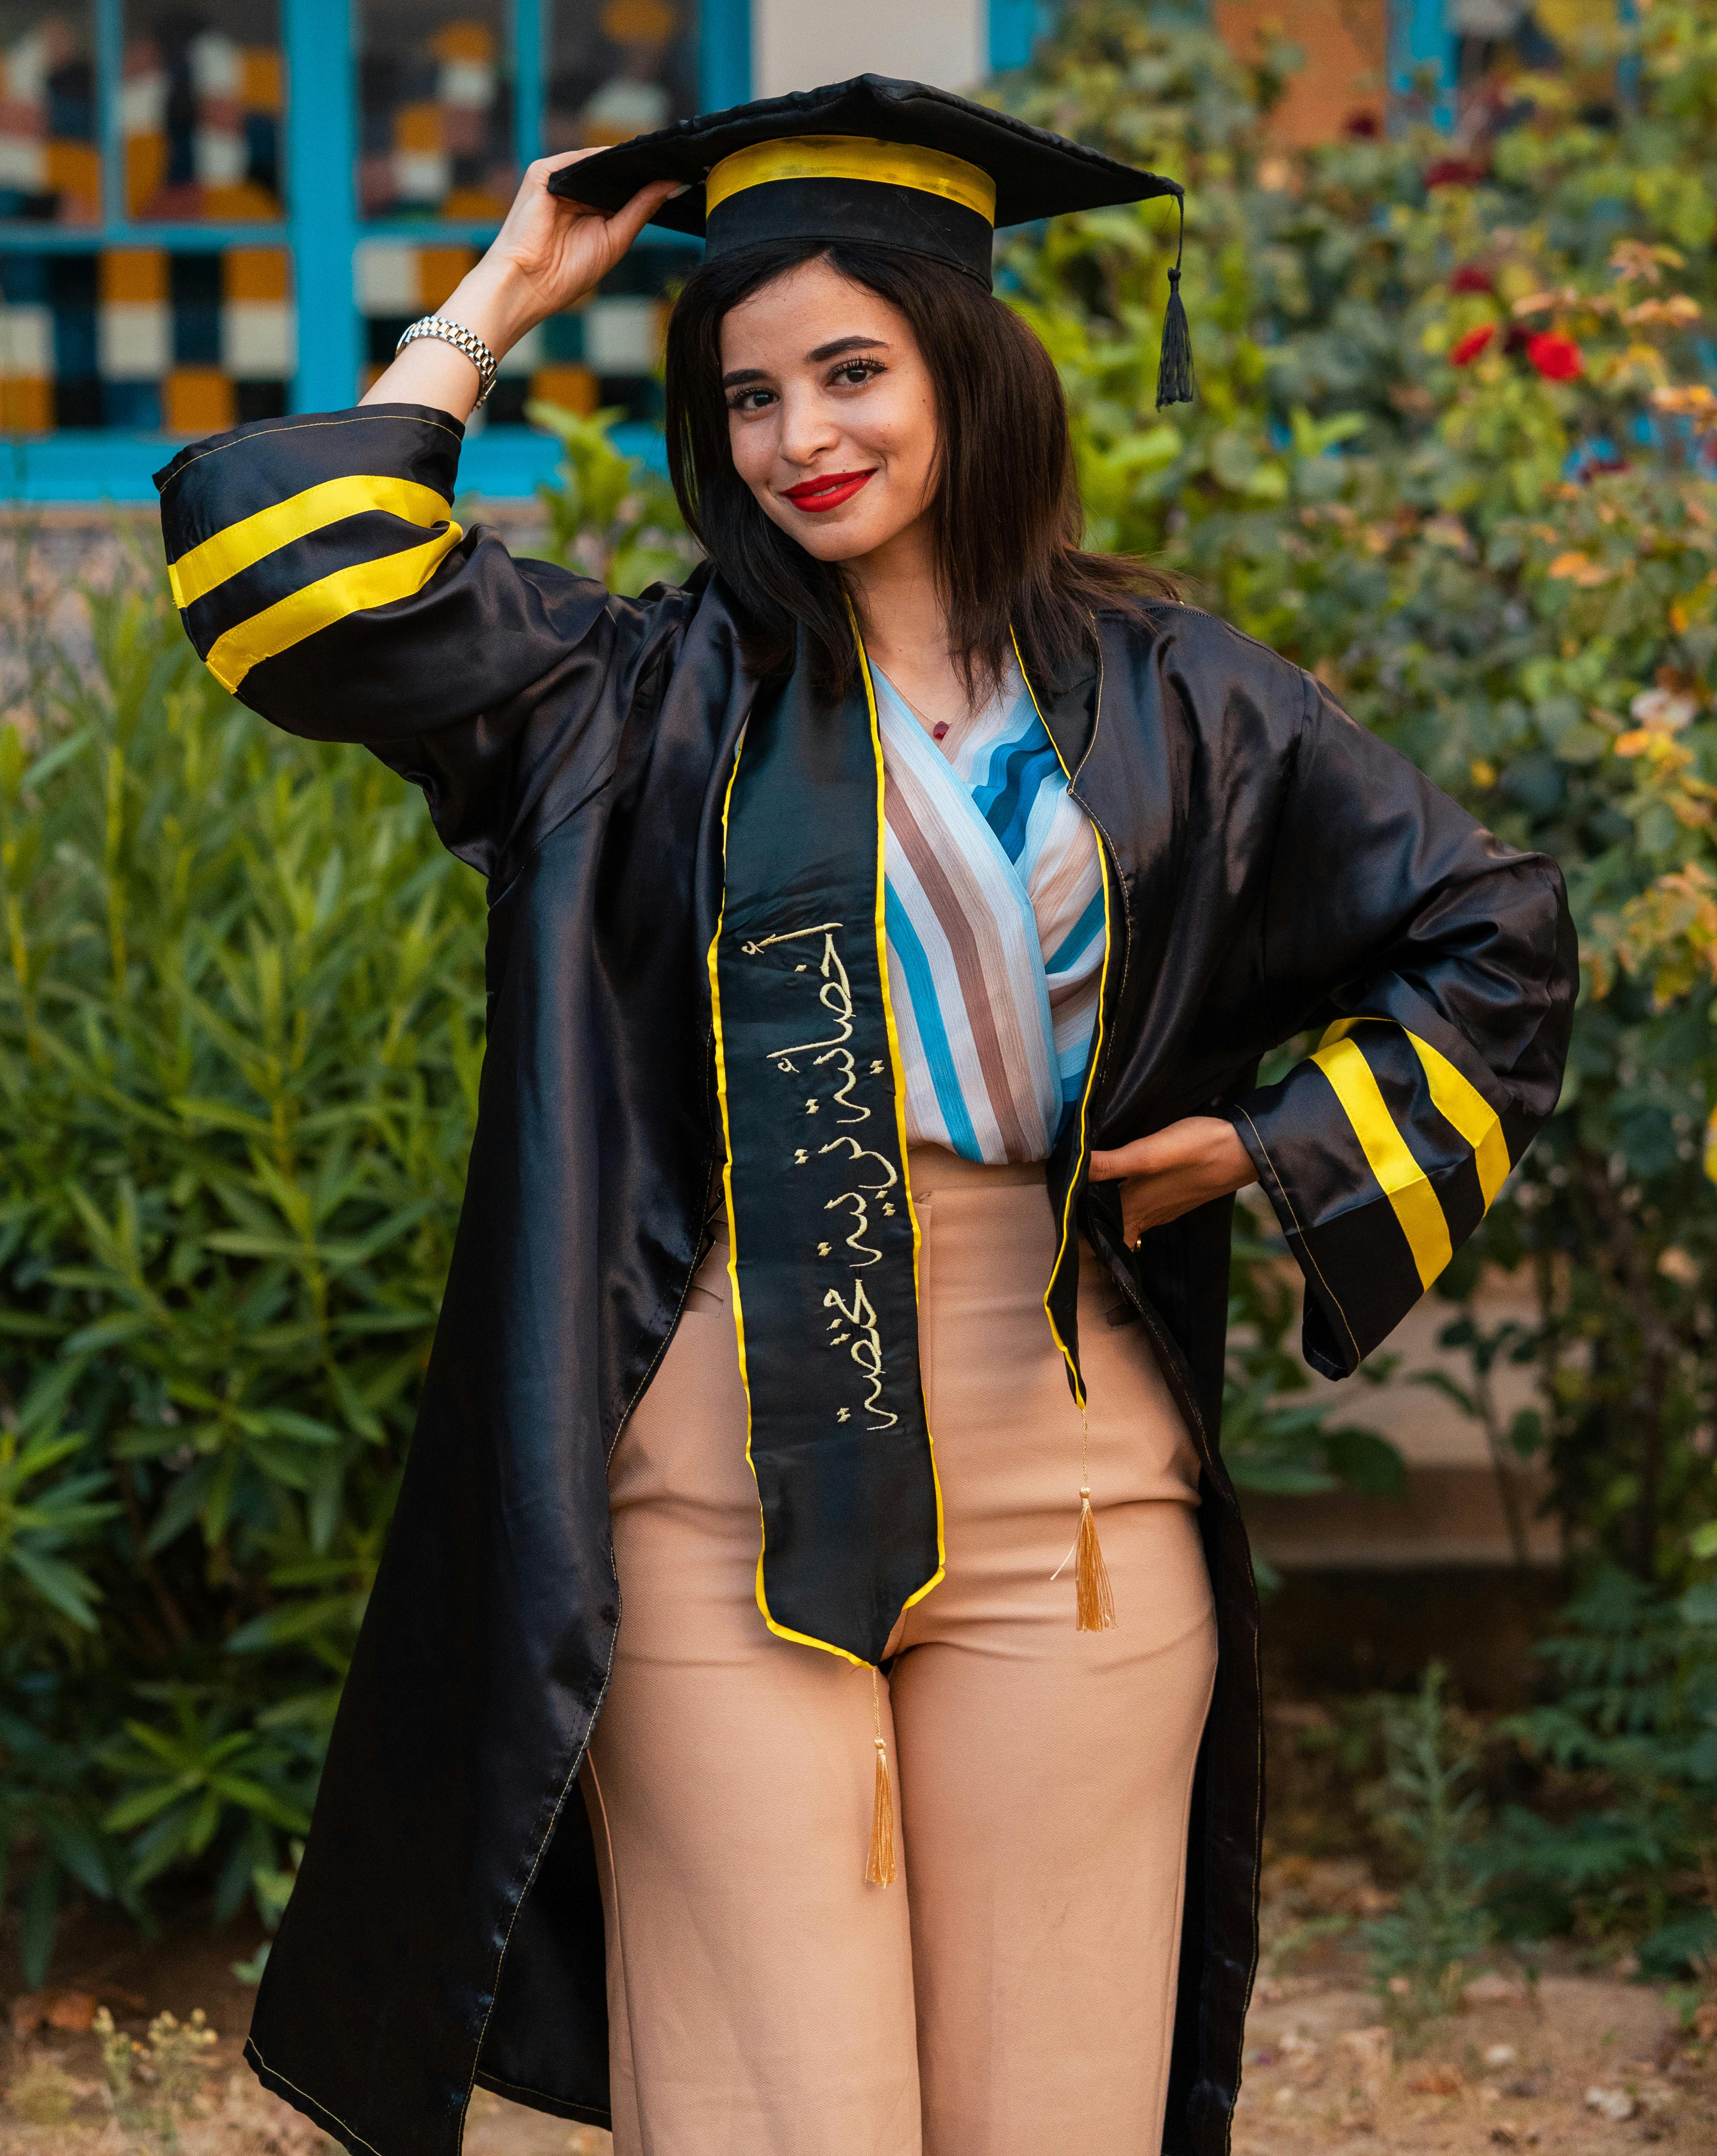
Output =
[{"x1": 395, "y1": 314, "x2": 501, "y2": 406}]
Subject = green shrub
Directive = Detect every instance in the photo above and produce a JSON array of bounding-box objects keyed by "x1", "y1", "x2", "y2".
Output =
[
  {"x1": 1363, "y1": 1665, "x2": 1495, "y2": 2026},
  {"x1": 0, "y1": 569, "x2": 483, "y2": 1979},
  {"x1": 997, "y1": 0, "x2": 1717, "y2": 1967},
  {"x1": 1000, "y1": 0, "x2": 1717, "y2": 1587},
  {"x1": 1475, "y1": 1568, "x2": 1717, "y2": 1974}
]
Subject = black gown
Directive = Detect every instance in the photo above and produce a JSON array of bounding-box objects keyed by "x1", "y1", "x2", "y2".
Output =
[{"x1": 156, "y1": 403, "x2": 1577, "y2": 2156}]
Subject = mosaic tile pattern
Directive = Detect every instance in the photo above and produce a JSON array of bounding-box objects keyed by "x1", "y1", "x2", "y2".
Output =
[
  {"x1": 0, "y1": 1, "x2": 282, "y2": 227},
  {"x1": 0, "y1": 0, "x2": 701, "y2": 439},
  {"x1": 548, "y1": 0, "x2": 698, "y2": 151},
  {"x1": 355, "y1": 237, "x2": 673, "y2": 427},
  {"x1": 0, "y1": 245, "x2": 290, "y2": 429},
  {"x1": 0, "y1": 3, "x2": 99, "y2": 224},
  {"x1": 121, "y1": 3, "x2": 282, "y2": 222},
  {"x1": 360, "y1": 4, "x2": 513, "y2": 220}
]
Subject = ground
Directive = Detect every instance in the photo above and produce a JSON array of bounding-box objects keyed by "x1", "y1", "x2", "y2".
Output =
[{"x1": 3, "y1": 1859, "x2": 1711, "y2": 2156}]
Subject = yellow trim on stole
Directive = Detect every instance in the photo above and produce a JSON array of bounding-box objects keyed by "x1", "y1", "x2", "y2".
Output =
[
  {"x1": 202, "y1": 524, "x2": 464, "y2": 692},
  {"x1": 1320, "y1": 1016, "x2": 1512, "y2": 1211},
  {"x1": 705, "y1": 135, "x2": 998, "y2": 224},
  {"x1": 1011, "y1": 625, "x2": 1110, "y2": 1410},
  {"x1": 167, "y1": 475, "x2": 455, "y2": 611},
  {"x1": 1309, "y1": 1033, "x2": 1453, "y2": 1290}
]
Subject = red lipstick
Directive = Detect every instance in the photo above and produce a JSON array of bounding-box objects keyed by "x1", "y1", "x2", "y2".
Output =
[{"x1": 780, "y1": 468, "x2": 876, "y2": 513}]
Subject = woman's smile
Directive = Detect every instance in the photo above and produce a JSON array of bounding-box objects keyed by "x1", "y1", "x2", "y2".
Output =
[{"x1": 779, "y1": 467, "x2": 877, "y2": 512}]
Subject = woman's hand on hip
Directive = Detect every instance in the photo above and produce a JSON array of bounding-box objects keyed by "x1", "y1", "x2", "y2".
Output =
[
  {"x1": 361, "y1": 152, "x2": 680, "y2": 418},
  {"x1": 1088, "y1": 1116, "x2": 1256, "y2": 1248}
]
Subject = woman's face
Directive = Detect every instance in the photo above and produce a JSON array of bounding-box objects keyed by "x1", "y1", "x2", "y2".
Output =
[{"x1": 719, "y1": 257, "x2": 938, "y2": 564}]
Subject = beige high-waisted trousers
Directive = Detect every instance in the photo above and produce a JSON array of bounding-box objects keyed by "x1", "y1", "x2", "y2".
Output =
[{"x1": 580, "y1": 1147, "x2": 1218, "y2": 2156}]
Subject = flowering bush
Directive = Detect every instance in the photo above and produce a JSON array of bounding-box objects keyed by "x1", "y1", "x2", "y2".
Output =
[
  {"x1": 1526, "y1": 328, "x2": 1584, "y2": 381},
  {"x1": 1450, "y1": 323, "x2": 1497, "y2": 366},
  {"x1": 998, "y1": 0, "x2": 1717, "y2": 1596},
  {"x1": 997, "y1": 0, "x2": 1717, "y2": 1969}
]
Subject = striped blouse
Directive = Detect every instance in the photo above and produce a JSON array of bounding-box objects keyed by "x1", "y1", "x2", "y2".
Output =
[{"x1": 877, "y1": 658, "x2": 1106, "y2": 1166}]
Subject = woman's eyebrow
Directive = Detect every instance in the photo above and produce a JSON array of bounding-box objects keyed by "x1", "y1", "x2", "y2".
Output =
[
  {"x1": 721, "y1": 335, "x2": 888, "y2": 388},
  {"x1": 806, "y1": 335, "x2": 888, "y2": 362}
]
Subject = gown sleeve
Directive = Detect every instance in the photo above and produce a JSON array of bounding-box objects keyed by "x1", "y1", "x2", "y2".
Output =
[
  {"x1": 154, "y1": 403, "x2": 683, "y2": 881},
  {"x1": 1221, "y1": 668, "x2": 1577, "y2": 1381}
]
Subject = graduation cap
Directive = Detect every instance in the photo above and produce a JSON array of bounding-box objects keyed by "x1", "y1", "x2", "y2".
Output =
[{"x1": 549, "y1": 73, "x2": 1194, "y2": 409}]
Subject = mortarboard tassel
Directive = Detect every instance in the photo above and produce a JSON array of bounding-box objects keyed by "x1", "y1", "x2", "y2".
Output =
[
  {"x1": 866, "y1": 1667, "x2": 898, "y2": 1887},
  {"x1": 1155, "y1": 194, "x2": 1195, "y2": 411}
]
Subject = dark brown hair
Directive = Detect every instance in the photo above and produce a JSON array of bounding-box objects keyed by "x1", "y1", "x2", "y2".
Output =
[{"x1": 663, "y1": 238, "x2": 1175, "y2": 703}]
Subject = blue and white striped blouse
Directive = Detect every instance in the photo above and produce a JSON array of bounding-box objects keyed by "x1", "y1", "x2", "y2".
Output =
[{"x1": 877, "y1": 658, "x2": 1106, "y2": 1166}]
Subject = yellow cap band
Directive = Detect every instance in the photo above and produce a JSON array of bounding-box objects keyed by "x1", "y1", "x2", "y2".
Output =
[{"x1": 705, "y1": 135, "x2": 998, "y2": 225}]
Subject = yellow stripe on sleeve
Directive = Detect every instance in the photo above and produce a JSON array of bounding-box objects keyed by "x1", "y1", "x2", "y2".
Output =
[
  {"x1": 1310, "y1": 1033, "x2": 1453, "y2": 1290},
  {"x1": 1319, "y1": 1015, "x2": 1512, "y2": 1213},
  {"x1": 1404, "y1": 1032, "x2": 1512, "y2": 1210},
  {"x1": 167, "y1": 475, "x2": 456, "y2": 611},
  {"x1": 203, "y1": 523, "x2": 464, "y2": 692}
]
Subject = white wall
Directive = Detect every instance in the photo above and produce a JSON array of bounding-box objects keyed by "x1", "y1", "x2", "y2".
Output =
[{"x1": 752, "y1": 0, "x2": 986, "y2": 99}]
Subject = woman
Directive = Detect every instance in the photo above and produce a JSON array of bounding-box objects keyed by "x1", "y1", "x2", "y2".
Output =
[{"x1": 156, "y1": 76, "x2": 1574, "y2": 2156}]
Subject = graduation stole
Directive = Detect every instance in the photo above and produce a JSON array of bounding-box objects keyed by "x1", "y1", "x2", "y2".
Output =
[{"x1": 707, "y1": 627, "x2": 944, "y2": 1672}]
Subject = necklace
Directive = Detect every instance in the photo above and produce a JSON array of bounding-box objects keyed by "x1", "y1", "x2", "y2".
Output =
[{"x1": 891, "y1": 679, "x2": 958, "y2": 747}]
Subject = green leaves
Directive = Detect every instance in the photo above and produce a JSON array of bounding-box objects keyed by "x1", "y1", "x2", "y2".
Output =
[
  {"x1": 526, "y1": 397, "x2": 697, "y2": 596},
  {"x1": 0, "y1": 1354, "x2": 118, "y2": 1634},
  {"x1": 0, "y1": 543, "x2": 483, "y2": 1970},
  {"x1": 1005, "y1": 0, "x2": 1717, "y2": 1599},
  {"x1": 1221, "y1": 1221, "x2": 1406, "y2": 1529},
  {"x1": 102, "y1": 1695, "x2": 312, "y2": 1865},
  {"x1": 1363, "y1": 1665, "x2": 1496, "y2": 2026},
  {"x1": 1474, "y1": 1569, "x2": 1717, "y2": 1966}
]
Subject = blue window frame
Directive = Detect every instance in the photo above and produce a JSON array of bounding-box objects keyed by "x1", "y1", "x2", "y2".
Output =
[{"x1": 0, "y1": 0, "x2": 749, "y2": 500}]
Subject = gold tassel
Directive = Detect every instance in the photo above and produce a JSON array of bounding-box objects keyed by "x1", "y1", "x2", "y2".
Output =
[
  {"x1": 1074, "y1": 1484, "x2": 1117, "y2": 1633},
  {"x1": 866, "y1": 1668, "x2": 897, "y2": 1887},
  {"x1": 1059, "y1": 1403, "x2": 1116, "y2": 1632}
]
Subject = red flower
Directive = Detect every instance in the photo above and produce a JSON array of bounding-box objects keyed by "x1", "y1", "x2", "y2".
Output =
[
  {"x1": 1449, "y1": 264, "x2": 1495, "y2": 294},
  {"x1": 1425, "y1": 157, "x2": 1487, "y2": 189},
  {"x1": 1344, "y1": 109, "x2": 1381, "y2": 139},
  {"x1": 1527, "y1": 330, "x2": 1584, "y2": 382},
  {"x1": 1450, "y1": 323, "x2": 1497, "y2": 367}
]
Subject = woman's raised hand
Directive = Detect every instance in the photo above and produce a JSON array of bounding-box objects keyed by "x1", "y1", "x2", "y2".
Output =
[
  {"x1": 361, "y1": 151, "x2": 681, "y2": 420},
  {"x1": 1088, "y1": 1115, "x2": 1256, "y2": 1247}
]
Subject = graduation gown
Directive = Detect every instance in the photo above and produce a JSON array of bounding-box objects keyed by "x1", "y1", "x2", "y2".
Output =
[{"x1": 155, "y1": 403, "x2": 1577, "y2": 2156}]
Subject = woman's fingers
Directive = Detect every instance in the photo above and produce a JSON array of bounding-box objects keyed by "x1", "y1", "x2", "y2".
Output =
[
  {"x1": 537, "y1": 147, "x2": 604, "y2": 176},
  {"x1": 1088, "y1": 1117, "x2": 1255, "y2": 1245},
  {"x1": 1089, "y1": 1128, "x2": 1177, "y2": 1181},
  {"x1": 602, "y1": 177, "x2": 687, "y2": 251}
]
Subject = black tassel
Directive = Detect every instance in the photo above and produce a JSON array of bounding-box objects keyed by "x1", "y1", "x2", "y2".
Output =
[{"x1": 1155, "y1": 194, "x2": 1195, "y2": 410}]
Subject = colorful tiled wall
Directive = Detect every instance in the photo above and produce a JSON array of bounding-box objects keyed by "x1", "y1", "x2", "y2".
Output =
[
  {"x1": 122, "y1": 18, "x2": 282, "y2": 222},
  {"x1": 0, "y1": 7, "x2": 282, "y2": 228},
  {"x1": 0, "y1": 0, "x2": 694, "y2": 438},
  {"x1": 548, "y1": 0, "x2": 698, "y2": 151},
  {"x1": 356, "y1": 238, "x2": 674, "y2": 427},
  {"x1": 359, "y1": 8, "x2": 512, "y2": 221},
  {"x1": 0, "y1": 10, "x2": 99, "y2": 223},
  {"x1": 0, "y1": 244, "x2": 290, "y2": 430}
]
